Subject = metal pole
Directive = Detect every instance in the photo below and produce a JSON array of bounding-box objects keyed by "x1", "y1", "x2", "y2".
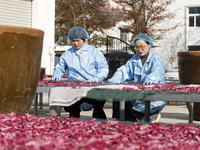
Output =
[
  {"x1": 119, "y1": 101, "x2": 125, "y2": 121},
  {"x1": 145, "y1": 100, "x2": 150, "y2": 122},
  {"x1": 34, "y1": 93, "x2": 38, "y2": 116},
  {"x1": 188, "y1": 102, "x2": 194, "y2": 124},
  {"x1": 106, "y1": 36, "x2": 109, "y2": 54},
  {"x1": 57, "y1": 106, "x2": 62, "y2": 116},
  {"x1": 39, "y1": 93, "x2": 43, "y2": 109}
]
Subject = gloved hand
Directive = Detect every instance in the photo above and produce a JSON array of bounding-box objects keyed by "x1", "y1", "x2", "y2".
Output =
[
  {"x1": 87, "y1": 77, "x2": 100, "y2": 82},
  {"x1": 144, "y1": 80, "x2": 157, "y2": 85},
  {"x1": 144, "y1": 81, "x2": 152, "y2": 85},
  {"x1": 107, "y1": 72, "x2": 122, "y2": 84},
  {"x1": 107, "y1": 77, "x2": 120, "y2": 84},
  {"x1": 51, "y1": 76, "x2": 61, "y2": 81}
]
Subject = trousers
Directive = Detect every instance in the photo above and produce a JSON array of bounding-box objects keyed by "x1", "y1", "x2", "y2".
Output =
[
  {"x1": 64, "y1": 98, "x2": 106, "y2": 119},
  {"x1": 112, "y1": 101, "x2": 159, "y2": 122}
]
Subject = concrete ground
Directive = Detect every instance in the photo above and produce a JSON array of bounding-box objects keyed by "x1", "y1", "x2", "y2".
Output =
[{"x1": 29, "y1": 93, "x2": 200, "y2": 125}]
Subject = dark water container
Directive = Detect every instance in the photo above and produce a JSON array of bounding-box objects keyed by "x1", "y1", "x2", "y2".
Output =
[
  {"x1": 40, "y1": 67, "x2": 46, "y2": 80},
  {"x1": 0, "y1": 26, "x2": 44, "y2": 115},
  {"x1": 178, "y1": 51, "x2": 200, "y2": 121},
  {"x1": 178, "y1": 51, "x2": 200, "y2": 84}
]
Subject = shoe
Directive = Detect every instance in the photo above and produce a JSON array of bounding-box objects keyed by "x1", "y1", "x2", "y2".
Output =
[{"x1": 152, "y1": 114, "x2": 161, "y2": 123}]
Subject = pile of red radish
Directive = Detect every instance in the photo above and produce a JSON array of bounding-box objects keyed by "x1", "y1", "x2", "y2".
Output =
[
  {"x1": 0, "y1": 113, "x2": 200, "y2": 149},
  {"x1": 38, "y1": 81, "x2": 200, "y2": 94},
  {"x1": 38, "y1": 80, "x2": 109, "y2": 87},
  {"x1": 120, "y1": 84, "x2": 200, "y2": 93}
]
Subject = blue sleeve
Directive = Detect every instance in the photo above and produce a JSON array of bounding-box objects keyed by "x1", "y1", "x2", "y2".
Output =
[
  {"x1": 108, "y1": 58, "x2": 135, "y2": 83},
  {"x1": 94, "y1": 49, "x2": 109, "y2": 82},
  {"x1": 144, "y1": 56, "x2": 165, "y2": 84},
  {"x1": 52, "y1": 53, "x2": 68, "y2": 79}
]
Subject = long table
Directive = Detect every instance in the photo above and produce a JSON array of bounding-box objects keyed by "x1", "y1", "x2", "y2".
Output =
[{"x1": 34, "y1": 85, "x2": 200, "y2": 123}]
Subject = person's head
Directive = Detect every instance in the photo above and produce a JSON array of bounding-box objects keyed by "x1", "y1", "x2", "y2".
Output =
[
  {"x1": 68, "y1": 27, "x2": 88, "y2": 49},
  {"x1": 132, "y1": 34, "x2": 154, "y2": 56}
]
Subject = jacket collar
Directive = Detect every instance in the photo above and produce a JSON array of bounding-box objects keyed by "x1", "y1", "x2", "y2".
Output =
[
  {"x1": 71, "y1": 43, "x2": 89, "y2": 53},
  {"x1": 133, "y1": 50, "x2": 152, "y2": 68}
]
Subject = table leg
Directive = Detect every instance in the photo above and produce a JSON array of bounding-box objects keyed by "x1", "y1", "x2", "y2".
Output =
[
  {"x1": 34, "y1": 93, "x2": 38, "y2": 116},
  {"x1": 119, "y1": 101, "x2": 125, "y2": 121},
  {"x1": 145, "y1": 100, "x2": 150, "y2": 122},
  {"x1": 57, "y1": 106, "x2": 62, "y2": 116},
  {"x1": 188, "y1": 102, "x2": 194, "y2": 124},
  {"x1": 39, "y1": 93, "x2": 43, "y2": 109}
]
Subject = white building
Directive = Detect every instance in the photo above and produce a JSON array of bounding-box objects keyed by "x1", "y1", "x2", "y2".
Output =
[
  {"x1": 0, "y1": 0, "x2": 55, "y2": 75},
  {"x1": 1, "y1": 0, "x2": 200, "y2": 76},
  {"x1": 54, "y1": 0, "x2": 200, "y2": 76},
  {"x1": 102, "y1": 0, "x2": 200, "y2": 70},
  {"x1": 152, "y1": 0, "x2": 200, "y2": 70}
]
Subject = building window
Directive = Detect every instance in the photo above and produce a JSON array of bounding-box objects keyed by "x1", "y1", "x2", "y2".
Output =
[
  {"x1": 189, "y1": 7, "x2": 200, "y2": 14},
  {"x1": 188, "y1": 46, "x2": 200, "y2": 51},
  {"x1": 189, "y1": 7, "x2": 200, "y2": 27}
]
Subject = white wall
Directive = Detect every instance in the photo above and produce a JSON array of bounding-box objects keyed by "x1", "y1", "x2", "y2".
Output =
[
  {"x1": 101, "y1": 0, "x2": 200, "y2": 70},
  {"x1": 152, "y1": 0, "x2": 200, "y2": 70},
  {"x1": 32, "y1": 0, "x2": 55, "y2": 75},
  {"x1": 0, "y1": 0, "x2": 32, "y2": 27},
  {"x1": 45, "y1": 0, "x2": 200, "y2": 74}
]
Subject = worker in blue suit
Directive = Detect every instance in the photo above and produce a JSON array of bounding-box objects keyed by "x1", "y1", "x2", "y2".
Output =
[
  {"x1": 52, "y1": 26, "x2": 109, "y2": 119},
  {"x1": 108, "y1": 34, "x2": 167, "y2": 123}
]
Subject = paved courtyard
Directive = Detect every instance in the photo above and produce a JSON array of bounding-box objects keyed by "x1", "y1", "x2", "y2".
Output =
[{"x1": 29, "y1": 93, "x2": 200, "y2": 125}]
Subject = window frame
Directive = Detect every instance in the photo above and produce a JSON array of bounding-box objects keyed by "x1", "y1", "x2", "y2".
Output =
[{"x1": 188, "y1": 7, "x2": 200, "y2": 27}]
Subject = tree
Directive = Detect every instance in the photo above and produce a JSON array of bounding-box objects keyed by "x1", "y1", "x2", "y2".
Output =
[
  {"x1": 55, "y1": 0, "x2": 179, "y2": 47},
  {"x1": 55, "y1": 0, "x2": 122, "y2": 47},
  {"x1": 118, "y1": 0, "x2": 179, "y2": 43}
]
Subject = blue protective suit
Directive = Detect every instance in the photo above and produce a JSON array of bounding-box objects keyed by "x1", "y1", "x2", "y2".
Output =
[
  {"x1": 53, "y1": 43, "x2": 108, "y2": 82},
  {"x1": 52, "y1": 43, "x2": 109, "y2": 111},
  {"x1": 108, "y1": 50, "x2": 167, "y2": 113}
]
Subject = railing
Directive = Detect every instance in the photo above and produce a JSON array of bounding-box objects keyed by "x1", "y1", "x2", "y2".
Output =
[
  {"x1": 105, "y1": 36, "x2": 135, "y2": 79},
  {"x1": 106, "y1": 35, "x2": 135, "y2": 54}
]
